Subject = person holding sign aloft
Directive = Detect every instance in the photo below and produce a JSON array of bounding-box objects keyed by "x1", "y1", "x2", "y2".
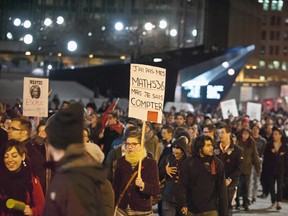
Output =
[{"x1": 113, "y1": 125, "x2": 160, "y2": 216}]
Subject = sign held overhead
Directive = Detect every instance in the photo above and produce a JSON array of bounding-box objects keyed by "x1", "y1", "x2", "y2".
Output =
[{"x1": 129, "y1": 64, "x2": 166, "y2": 123}]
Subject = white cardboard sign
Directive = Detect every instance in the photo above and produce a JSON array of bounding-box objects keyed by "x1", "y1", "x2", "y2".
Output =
[
  {"x1": 220, "y1": 99, "x2": 239, "y2": 119},
  {"x1": 128, "y1": 64, "x2": 166, "y2": 123},
  {"x1": 246, "y1": 102, "x2": 262, "y2": 121},
  {"x1": 23, "y1": 77, "x2": 49, "y2": 117}
]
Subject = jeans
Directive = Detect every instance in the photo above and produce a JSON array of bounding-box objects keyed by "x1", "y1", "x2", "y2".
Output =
[{"x1": 267, "y1": 174, "x2": 284, "y2": 203}]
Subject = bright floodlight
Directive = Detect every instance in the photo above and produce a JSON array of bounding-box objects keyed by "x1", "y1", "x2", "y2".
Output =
[
  {"x1": 13, "y1": 18, "x2": 21, "y2": 26},
  {"x1": 23, "y1": 20, "x2": 31, "y2": 28},
  {"x1": 6, "y1": 32, "x2": 13, "y2": 39},
  {"x1": 47, "y1": 64, "x2": 53, "y2": 70},
  {"x1": 115, "y1": 22, "x2": 124, "y2": 31},
  {"x1": 44, "y1": 18, "x2": 52, "y2": 26},
  {"x1": 170, "y1": 29, "x2": 177, "y2": 37},
  {"x1": 192, "y1": 29, "x2": 197, "y2": 37},
  {"x1": 222, "y1": 61, "x2": 229, "y2": 68},
  {"x1": 56, "y1": 16, "x2": 64, "y2": 24},
  {"x1": 23, "y1": 34, "x2": 33, "y2": 44},
  {"x1": 228, "y1": 68, "x2": 235, "y2": 76},
  {"x1": 67, "y1": 41, "x2": 77, "y2": 52},
  {"x1": 144, "y1": 22, "x2": 153, "y2": 31},
  {"x1": 159, "y1": 20, "x2": 167, "y2": 29}
]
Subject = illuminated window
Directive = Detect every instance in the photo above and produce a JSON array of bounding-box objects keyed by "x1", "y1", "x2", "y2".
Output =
[
  {"x1": 278, "y1": 0, "x2": 284, "y2": 11},
  {"x1": 263, "y1": 1, "x2": 269, "y2": 11},
  {"x1": 268, "y1": 62, "x2": 274, "y2": 69},
  {"x1": 282, "y1": 62, "x2": 287, "y2": 70},
  {"x1": 259, "y1": 60, "x2": 266, "y2": 68},
  {"x1": 271, "y1": 0, "x2": 277, "y2": 10},
  {"x1": 273, "y1": 61, "x2": 280, "y2": 69}
]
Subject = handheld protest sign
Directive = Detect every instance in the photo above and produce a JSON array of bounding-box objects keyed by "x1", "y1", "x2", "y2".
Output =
[
  {"x1": 129, "y1": 64, "x2": 166, "y2": 124},
  {"x1": 23, "y1": 77, "x2": 49, "y2": 117},
  {"x1": 220, "y1": 99, "x2": 239, "y2": 119},
  {"x1": 128, "y1": 64, "x2": 166, "y2": 179},
  {"x1": 246, "y1": 102, "x2": 262, "y2": 122}
]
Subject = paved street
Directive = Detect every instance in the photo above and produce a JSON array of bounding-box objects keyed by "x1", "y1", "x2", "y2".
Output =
[
  {"x1": 233, "y1": 196, "x2": 288, "y2": 216},
  {"x1": 153, "y1": 195, "x2": 288, "y2": 215}
]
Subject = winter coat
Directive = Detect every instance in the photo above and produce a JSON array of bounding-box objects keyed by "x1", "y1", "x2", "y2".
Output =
[
  {"x1": 262, "y1": 141, "x2": 288, "y2": 176},
  {"x1": 43, "y1": 144, "x2": 108, "y2": 216},
  {"x1": 113, "y1": 156, "x2": 159, "y2": 212}
]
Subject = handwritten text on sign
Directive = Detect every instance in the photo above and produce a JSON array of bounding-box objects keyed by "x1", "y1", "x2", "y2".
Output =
[{"x1": 129, "y1": 64, "x2": 166, "y2": 123}]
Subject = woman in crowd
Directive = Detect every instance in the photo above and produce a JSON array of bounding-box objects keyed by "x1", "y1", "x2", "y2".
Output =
[
  {"x1": 0, "y1": 140, "x2": 45, "y2": 216},
  {"x1": 113, "y1": 126, "x2": 159, "y2": 215},
  {"x1": 236, "y1": 128, "x2": 260, "y2": 211}
]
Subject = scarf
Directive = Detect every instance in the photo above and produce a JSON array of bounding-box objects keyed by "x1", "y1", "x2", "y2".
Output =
[
  {"x1": 0, "y1": 163, "x2": 33, "y2": 216},
  {"x1": 125, "y1": 148, "x2": 147, "y2": 166}
]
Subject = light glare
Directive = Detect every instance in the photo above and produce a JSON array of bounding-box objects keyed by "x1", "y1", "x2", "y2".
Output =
[
  {"x1": 56, "y1": 16, "x2": 64, "y2": 24},
  {"x1": 23, "y1": 20, "x2": 31, "y2": 28},
  {"x1": 159, "y1": 20, "x2": 167, "y2": 29},
  {"x1": 44, "y1": 18, "x2": 52, "y2": 26},
  {"x1": 170, "y1": 29, "x2": 177, "y2": 37},
  {"x1": 13, "y1": 18, "x2": 21, "y2": 26},
  {"x1": 23, "y1": 34, "x2": 33, "y2": 44},
  {"x1": 115, "y1": 22, "x2": 124, "y2": 31},
  {"x1": 67, "y1": 41, "x2": 77, "y2": 52}
]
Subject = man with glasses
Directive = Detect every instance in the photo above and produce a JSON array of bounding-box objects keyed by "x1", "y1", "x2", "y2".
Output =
[{"x1": 8, "y1": 118, "x2": 45, "y2": 190}]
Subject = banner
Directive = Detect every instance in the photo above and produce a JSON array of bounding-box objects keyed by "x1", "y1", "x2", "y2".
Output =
[
  {"x1": 246, "y1": 102, "x2": 262, "y2": 121},
  {"x1": 23, "y1": 77, "x2": 49, "y2": 117},
  {"x1": 220, "y1": 99, "x2": 239, "y2": 119},
  {"x1": 128, "y1": 64, "x2": 166, "y2": 123}
]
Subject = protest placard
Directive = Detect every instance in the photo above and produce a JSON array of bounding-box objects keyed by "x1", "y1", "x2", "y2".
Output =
[
  {"x1": 220, "y1": 99, "x2": 239, "y2": 119},
  {"x1": 23, "y1": 77, "x2": 49, "y2": 117},
  {"x1": 128, "y1": 64, "x2": 166, "y2": 123},
  {"x1": 246, "y1": 102, "x2": 262, "y2": 121}
]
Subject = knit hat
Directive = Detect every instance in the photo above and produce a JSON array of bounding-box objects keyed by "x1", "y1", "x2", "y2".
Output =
[
  {"x1": 172, "y1": 138, "x2": 187, "y2": 157},
  {"x1": 84, "y1": 142, "x2": 105, "y2": 163},
  {"x1": 175, "y1": 130, "x2": 191, "y2": 144},
  {"x1": 46, "y1": 103, "x2": 84, "y2": 149}
]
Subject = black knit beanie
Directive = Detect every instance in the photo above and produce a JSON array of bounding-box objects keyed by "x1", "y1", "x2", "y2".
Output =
[{"x1": 46, "y1": 103, "x2": 84, "y2": 149}]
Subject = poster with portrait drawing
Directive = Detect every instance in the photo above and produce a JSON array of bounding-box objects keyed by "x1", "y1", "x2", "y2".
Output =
[{"x1": 23, "y1": 77, "x2": 49, "y2": 117}]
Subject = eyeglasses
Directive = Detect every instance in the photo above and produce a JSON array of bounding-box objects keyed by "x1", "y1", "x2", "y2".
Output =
[
  {"x1": 8, "y1": 127, "x2": 23, "y2": 131},
  {"x1": 125, "y1": 142, "x2": 140, "y2": 148}
]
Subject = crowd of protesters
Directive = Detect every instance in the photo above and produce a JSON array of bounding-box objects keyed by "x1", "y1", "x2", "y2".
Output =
[{"x1": 0, "y1": 97, "x2": 288, "y2": 216}]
